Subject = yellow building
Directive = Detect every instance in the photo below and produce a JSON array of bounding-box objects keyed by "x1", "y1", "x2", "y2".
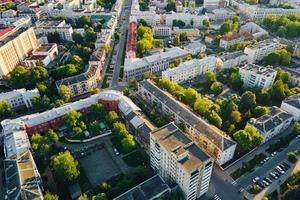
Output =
[{"x1": 0, "y1": 27, "x2": 39, "y2": 79}]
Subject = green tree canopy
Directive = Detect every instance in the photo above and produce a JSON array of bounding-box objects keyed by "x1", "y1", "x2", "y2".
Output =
[{"x1": 58, "y1": 85, "x2": 71, "y2": 103}]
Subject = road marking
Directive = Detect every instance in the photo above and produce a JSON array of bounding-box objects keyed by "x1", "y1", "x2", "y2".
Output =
[
  {"x1": 231, "y1": 180, "x2": 237, "y2": 186},
  {"x1": 214, "y1": 194, "x2": 222, "y2": 200}
]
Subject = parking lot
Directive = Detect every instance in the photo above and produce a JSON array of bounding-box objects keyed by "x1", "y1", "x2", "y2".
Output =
[{"x1": 236, "y1": 138, "x2": 300, "y2": 190}]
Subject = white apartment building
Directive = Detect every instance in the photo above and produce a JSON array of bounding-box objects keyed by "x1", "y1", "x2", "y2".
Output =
[
  {"x1": 270, "y1": 0, "x2": 300, "y2": 6},
  {"x1": 281, "y1": 93, "x2": 300, "y2": 121},
  {"x1": 218, "y1": 51, "x2": 248, "y2": 69},
  {"x1": 124, "y1": 47, "x2": 189, "y2": 81},
  {"x1": 152, "y1": 26, "x2": 172, "y2": 37},
  {"x1": 24, "y1": 43, "x2": 58, "y2": 67},
  {"x1": 283, "y1": 68, "x2": 300, "y2": 87},
  {"x1": 239, "y1": 64, "x2": 277, "y2": 89},
  {"x1": 162, "y1": 57, "x2": 218, "y2": 83},
  {"x1": 138, "y1": 80, "x2": 237, "y2": 165},
  {"x1": 0, "y1": 27, "x2": 39, "y2": 78},
  {"x1": 150, "y1": 122, "x2": 213, "y2": 200},
  {"x1": 248, "y1": 106, "x2": 293, "y2": 141},
  {"x1": 0, "y1": 88, "x2": 40, "y2": 109},
  {"x1": 35, "y1": 20, "x2": 73, "y2": 42},
  {"x1": 244, "y1": 39, "x2": 279, "y2": 63}
]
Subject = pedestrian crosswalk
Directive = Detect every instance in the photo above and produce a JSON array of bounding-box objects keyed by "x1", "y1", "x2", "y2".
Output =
[
  {"x1": 231, "y1": 180, "x2": 237, "y2": 186},
  {"x1": 214, "y1": 194, "x2": 221, "y2": 200}
]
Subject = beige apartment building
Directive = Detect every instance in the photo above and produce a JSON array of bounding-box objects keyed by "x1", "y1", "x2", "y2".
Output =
[{"x1": 0, "y1": 27, "x2": 39, "y2": 79}]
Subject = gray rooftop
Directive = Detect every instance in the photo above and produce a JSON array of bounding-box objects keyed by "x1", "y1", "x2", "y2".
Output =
[
  {"x1": 282, "y1": 93, "x2": 300, "y2": 110},
  {"x1": 113, "y1": 175, "x2": 170, "y2": 200},
  {"x1": 140, "y1": 80, "x2": 236, "y2": 151},
  {"x1": 240, "y1": 64, "x2": 277, "y2": 77},
  {"x1": 220, "y1": 51, "x2": 246, "y2": 61}
]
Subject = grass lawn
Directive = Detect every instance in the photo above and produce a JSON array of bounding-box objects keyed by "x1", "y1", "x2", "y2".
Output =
[{"x1": 123, "y1": 150, "x2": 149, "y2": 167}]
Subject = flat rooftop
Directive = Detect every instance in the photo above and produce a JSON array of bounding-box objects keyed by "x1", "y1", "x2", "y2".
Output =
[{"x1": 240, "y1": 64, "x2": 277, "y2": 76}]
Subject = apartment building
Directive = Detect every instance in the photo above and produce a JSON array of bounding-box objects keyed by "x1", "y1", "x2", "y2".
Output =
[
  {"x1": 173, "y1": 27, "x2": 200, "y2": 37},
  {"x1": 244, "y1": 39, "x2": 279, "y2": 63},
  {"x1": 219, "y1": 32, "x2": 253, "y2": 50},
  {"x1": 248, "y1": 106, "x2": 293, "y2": 141},
  {"x1": 35, "y1": 20, "x2": 74, "y2": 42},
  {"x1": 183, "y1": 40, "x2": 206, "y2": 56},
  {"x1": 0, "y1": 27, "x2": 39, "y2": 78},
  {"x1": 0, "y1": 88, "x2": 39, "y2": 109},
  {"x1": 218, "y1": 51, "x2": 248, "y2": 69},
  {"x1": 207, "y1": 8, "x2": 236, "y2": 22},
  {"x1": 239, "y1": 64, "x2": 277, "y2": 89},
  {"x1": 126, "y1": 21, "x2": 137, "y2": 59},
  {"x1": 124, "y1": 47, "x2": 189, "y2": 81},
  {"x1": 138, "y1": 80, "x2": 237, "y2": 165},
  {"x1": 162, "y1": 57, "x2": 218, "y2": 83},
  {"x1": 281, "y1": 93, "x2": 300, "y2": 121},
  {"x1": 152, "y1": 26, "x2": 172, "y2": 37},
  {"x1": 24, "y1": 43, "x2": 58, "y2": 67},
  {"x1": 283, "y1": 68, "x2": 300, "y2": 87},
  {"x1": 204, "y1": 0, "x2": 229, "y2": 11},
  {"x1": 150, "y1": 122, "x2": 213, "y2": 200}
]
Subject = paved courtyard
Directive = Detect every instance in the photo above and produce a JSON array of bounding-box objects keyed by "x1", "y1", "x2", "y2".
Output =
[{"x1": 80, "y1": 147, "x2": 121, "y2": 187}]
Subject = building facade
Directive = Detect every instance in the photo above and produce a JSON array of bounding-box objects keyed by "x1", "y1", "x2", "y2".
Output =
[
  {"x1": 281, "y1": 94, "x2": 300, "y2": 121},
  {"x1": 150, "y1": 122, "x2": 213, "y2": 200},
  {"x1": 244, "y1": 39, "x2": 278, "y2": 63},
  {"x1": 162, "y1": 57, "x2": 218, "y2": 83},
  {"x1": 218, "y1": 51, "x2": 248, "y2": 69},
  {"x1": 239, "y1": 64, "x2": 277, "y2": 89}
]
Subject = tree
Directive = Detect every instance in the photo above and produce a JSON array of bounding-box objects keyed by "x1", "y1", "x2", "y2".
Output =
[
  {"x1": 106, "y1": 111, "x2": 119, "y2": 126},
  {"x1": 230, "y1": 110, "x2": 241, "y2": 124},
  {"x1": 48, "y1": 129, "x2": 59, "y2": 143},
  {"x1": 96, "y1": 0, "x2": 116, "y2": 9},
  {"x1": 253, "y1": 106, "x2": 269, "y2": 118},
  {"x1": 204, "y1": 72, "x2": 216, "y2": 87},
  {"x1": 31, "y1": 133, "x2": 51, "y2": 158},
  {"x1": 165, "y1": 1, "x2": 176, "y2": 12},
  {"x1": 32, "y1": 95, "x2": 52, "y2": 111},
  {"x1": 44, "y1": 192, "x2": 59, "y2": 200},
  {"x1": 121, "y1": 134, "x2": 136, "y2": 152},
  {"x1": 93, "y1": 22, "x2": 102, "y2": 32},
  {"x1": 210, "y1": 82, "x2": 223, "y2": 95},
  {"x1": 77, "y1": 15, "x2": 91, "y2": 27},
  {"x1": 276, "y1": 68, "x2": 290, "y2": 83},
  {"x1": 58, "y1": 85, "x2": 71, "y2": 102},
  {"x1": 85, "y1": 27, "x2": 97, "y2": 43},
  {"x1": 114, "y1": 32, "x2": 120, "y2": 41},
  {"x1": 0, "y1": 100, "x2": 14, "y2": 121},
  {"x1": 233, "y1": 130, "x2": 253, "y2": 151},
  {"x1": 136, "y1": 38, "x2": 152, "y2": 57},
  {"x1": 47, "y1": 32, "x2": 61, "y2": 43},
  {"x1": 174, "y1": 35, "x2": 180, "y2": 46},
  {"x1": 264, "y1": 49, "x2": 292, "y2": 66},
  {"x1": 179, "y1": 32, "x2": 188, "y2": 42},
  {"x1": 287, "y1": 151, "x2": 297, "y2": 163},
  {"x1": 78, "y1": 194, "x2": 89, "y2": 200},
  {"x1": 113, "y1": 122, "x2": 129, "y2": 141},
  {"x1": 239, "y1": 91, "x2": 256, "y2": 113},
  {"x1": 183, "y1": 88, "x2": 198, "y2": 106},
  {"x1": 30, "y1": 65, "x2": 48, "y2": 85},
  {"x1": 10, "y1": 65, "x2": 29, "y2": 88},
  {"x1": 220, "y1": 20, "x2": 232, "y2": 34},
  {"x1": 63, "y1": 110, "x2": 86, "y2": 137},
  {"x1": 91, "y1": 88, "x2": 100, "y2": 95},
  {"x1": 90, "y1": 103, "x2": 105, "y2": 120},
  {"x1": 92, "y1": 193, "x2": 107, "y2": 200},
  {"x1": 245, "y1": 125, "x2": 263, "y2": 146},
  {"x1": 202, "y1": 19, "x2": 210, "y2": 30},
  {"x1": 270, "y1": 80, "x2": 286, "y2": 105},
  {"x1": 208, "y1": 110, "x2": 222, "y2": 128},
  {"x1": 51, "y1": 151, "x2": 80, "y2": 182},
  {"x1": 72, "y1": 32, "x2": 84, "y2": 44}
]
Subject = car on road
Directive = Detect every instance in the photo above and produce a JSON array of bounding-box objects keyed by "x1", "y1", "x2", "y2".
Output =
[
  {"x1": 252, "y1": 177, "x2": 260, "y2": 183},
  {"x1": 275, "y1": 167, "x2": 284, "y2": 175},
  {"x1": 262, "y1": 180, "x2": 269, "y2": 186},
  {"x1": 114, "y1": 148, "x2": 120, "y2": 155},
  {"x1": 270, "y1": 172, "x2": 278, "y2": 180},
  {"x1": 264, "y1": 177, "x2": 272, "y2": 184},
  {"x1": 271, "y1": 152, "x2": 277, "y2": 157}
]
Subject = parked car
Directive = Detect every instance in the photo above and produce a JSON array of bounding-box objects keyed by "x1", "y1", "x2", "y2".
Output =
[
  {"x1": 253, "y1": 177, "x2": 260, "y2": 183},
  {"x1": 114, "y1": 148, "x2": 120, "y2": 155},
  {"x1": 271, "y1": 152, "x2": 277, "y2": 157}
]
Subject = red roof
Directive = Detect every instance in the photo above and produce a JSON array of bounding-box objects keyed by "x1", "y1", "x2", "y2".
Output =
[
  {"x1": 126, "y1": 22, "x2": 137, "y2": 59},
  {"x1": 0, "y1": 26, "x2": 14, "y2": 37}
]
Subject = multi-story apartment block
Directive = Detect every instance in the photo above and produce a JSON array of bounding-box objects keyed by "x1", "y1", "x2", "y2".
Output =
[
  {"x1": 183, "y1": 40, "x2": 206, "y2": 56},
  {"x1": 0, "y1": 88, "x2": 40, "y2": 109},
  {"x1": 138, "y1": 80, "x2": 237, "y2": 165},
  {"x1": 217, "y1": 51, "x2": 248, "y2": 69},
  {"x1": 35, "y1": 20, "x2": 74, "y2": 42},
  {"x1": 204, "y1": 0, "x2": 229, "y2": 12},
  {"x1": 244, "y1": 39, "x2": 279, "y2": 63},
  {"x1": 281, "y1": 93, "x2": 300, "y2": 121},
  {"x1": 150, "y1": 122, "x2": 213, "y2": 200},
  {"x1": 283, "y1": 68, "x2": 300, "y2": 87},
  {"x1": 239, "y1": 64, "x2": 277, "y2": 89},
  {"x1": 152, "y1": 26, "x2": 172, "y2": 37},
  {"x1": 124, "y1": 47, "x2": 189, "y2": 81},
  {"x1": 0, "y1": 27, "x2": 39, "y2": 78},
  {"x1": 248, "y1": 106, "x2": 293, "y2": 141},
  {"x1": 162, "y1": 57, "x2": 218, "y2": 83},
  {"x1": 207, "y1": 8, "x2": 236, "y2": 22}
]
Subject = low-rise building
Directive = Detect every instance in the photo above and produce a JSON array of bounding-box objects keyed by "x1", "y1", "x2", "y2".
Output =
[
  {"x1": 162, "y1": 57, "x2": 218, "y2": 83},
  {"x1": 218, "y1": 51, "x2": 248, "y2": 68},
  {"x1": 208, "y1": 8, "x2": 236, "y2": 22},
  {"x1": 138, "y1": 79, "x2": 237, "y2": 165},
  {"x1": 248, "y1": 106, "x2": 293, "y2": 141},
  {"x1": 0, "y1": 88, "x2": 40, "y2": 109},
  {"x1": 95, "y1": 29, "x2": 113, "y2": 50},
  {"x1": 24, "y1": 43, "x2": 58, "y2": 67},
  {"x1": 219, "y1": 32, "x2": 253, "y2": 50},
  {"x1": 239, "y1": 64, "x2": 277, "y2": 89},
  {"x1": 183, "y1": 40, "x2": 206, "y2": 56},
  {"x1": 124, "y1": 47, "x2": 189, "y2": 81},
  {"x1": 35, "y1": 20, "x2": 73, "y2": 42},
  {"x1": 283, "y1": 68, "x2": 300, "y2": 87},
  {"x1": 240, "y1": 22, "x2": 268, "y2": 40},
  {"x1": 244, "y1": 39, "x2": 279, "y2": 63},
  {"x1": 281, "y1": 93, "x2": 300, "y2": 121},
  {"x1": 204, "y1": 0, "x2": 229, "y2": 12},
  {"x1": 150, "y1": 122, "x2": 213, "y2": 200},
  {"x1": 126, "y1": 21, "x2": 137, "y2": 59}
]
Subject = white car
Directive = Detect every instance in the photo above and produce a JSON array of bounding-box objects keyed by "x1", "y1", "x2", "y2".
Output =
[
  {"x1": 114, "y1": 148, "x2": 120, "y2": 155},
  {"x1": 271, "y1": 152, "x2": 277, "y2": 157},
  {"x1": 252, "y1": 177, "x2": 260, "y2": 183}
]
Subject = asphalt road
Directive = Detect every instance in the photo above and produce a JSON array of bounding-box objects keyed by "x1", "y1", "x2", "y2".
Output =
[
  {"x1": 237, "y1": 138, "x2": 300, "y2": 188},
  {"x1": 111, "y1": 0, "x2": 132, "y2": 87}
]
